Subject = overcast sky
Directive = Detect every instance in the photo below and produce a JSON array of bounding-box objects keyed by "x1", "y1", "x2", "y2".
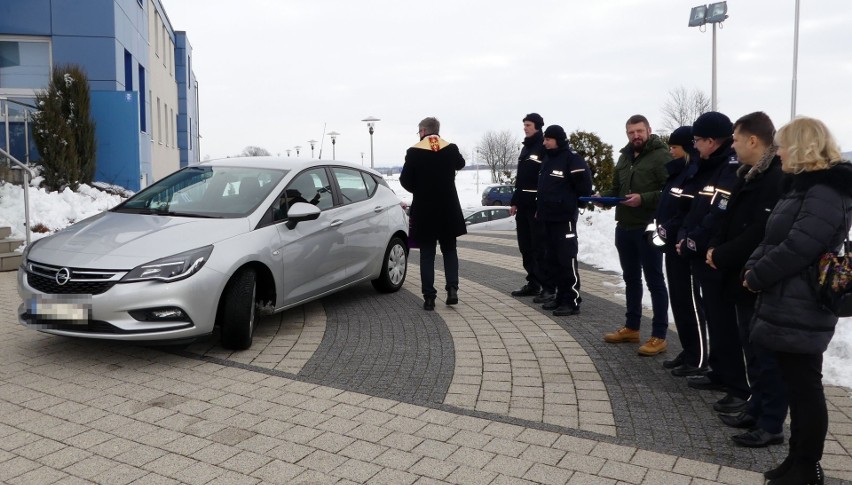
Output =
[{"x1": 167, "y1": 0, "x2": 852, "y2": 167}]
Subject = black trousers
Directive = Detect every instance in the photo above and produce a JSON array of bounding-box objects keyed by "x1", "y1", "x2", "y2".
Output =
[
  {"x1": 692, "y1": 262, "x2": 749, "y2": 399},
  {"x1": 515, "y1": 206, "x2": 547, "y2": 290},
  {"x1": 418, "y1": 236, "x2": 459, "y2": 297},
  {"x1": 735, "y1": 302, "x2": 788, "y2": 434},
  {"x1": 776, "y1": 351, "x2": 827, "y2": 464},
  {"x1": 664, "y1": 249, "x2": 707, "y2": 367},
  {"x1": 541, "y1": 219, "x2": 581, "y2": 307}
]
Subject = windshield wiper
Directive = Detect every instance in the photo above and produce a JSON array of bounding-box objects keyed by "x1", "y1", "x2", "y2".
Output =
[{"x1": 110, "y1": 207, "x2": 221, "y2": 218}]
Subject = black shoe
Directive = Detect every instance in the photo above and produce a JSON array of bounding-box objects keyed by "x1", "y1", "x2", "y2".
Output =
[
  {"x1": 713, "y1": 394, "x2": 748, "y2": 414},
  {"x1": 423, "y1": 296, "x2": 436, "y2": 311},
  {"x1": 764, "y1": 456, "x2": 794, "y2": 480},
  {"x1": 511, "y1": 284, "x2": 540, "y2": 297},
  {"x1": 446, "y1": 288, "x2": 458, "y2": 305},
  {"x1": 541, "y1": 299, "x2": 561, "y2": 311},
  {"x1": 552, "y1": 304, "x2": 580, "y2": 316},
  {"x1": 767, "y1": 461, "x2": 823, "y2": 485},
  {"x1": 719, "y1": 411, "x2": 757, "y2": 429},
  {"x1": 671, "y1": 364, "x2": 708, "y2": 377},
  {"x1": 533, "y1": 291, "x2": 555, "y2": 303},
  {"x1": 732, "y1": 428, "x2": 784, "y2": 448},
  {"x1": 687, "y1": 375, "x2": 727, "y2": 391},
  {"x1": 662, "y1": 353, "x2": 684, "y2": 369}
]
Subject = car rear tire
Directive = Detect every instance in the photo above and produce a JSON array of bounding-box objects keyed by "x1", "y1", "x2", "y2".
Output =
[
  {"x1": 371, "y1": 237, "x2": 407, "y2": 293},
  {"x1": 220, "y1": 267, "x2": 257, "y2": 350}
]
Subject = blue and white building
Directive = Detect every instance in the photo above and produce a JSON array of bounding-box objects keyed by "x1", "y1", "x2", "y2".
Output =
[{"x1": 0, "y1": 0, "x2": 199, "y2": 190}]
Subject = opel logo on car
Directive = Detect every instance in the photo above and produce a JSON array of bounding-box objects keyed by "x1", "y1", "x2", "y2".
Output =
[{"x1": 55, "y1": 268, "x2": 71, "y2": 286}]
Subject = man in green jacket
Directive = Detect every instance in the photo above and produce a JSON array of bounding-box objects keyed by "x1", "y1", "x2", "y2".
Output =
[{"x1": 600, "y1": 114, "x2": 671, "y2": 356}]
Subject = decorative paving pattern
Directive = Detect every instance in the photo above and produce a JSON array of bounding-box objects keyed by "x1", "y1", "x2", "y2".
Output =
[{"x1": 404, "y1": 267, "x2": 615, "y2": 435}]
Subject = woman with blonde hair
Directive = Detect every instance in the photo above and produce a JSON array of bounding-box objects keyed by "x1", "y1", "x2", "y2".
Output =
[{"x1": 743, "y1": 116, "x2": 852, "y2": 484}]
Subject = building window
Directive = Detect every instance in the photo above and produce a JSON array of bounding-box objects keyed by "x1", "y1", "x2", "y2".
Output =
[
  {"x1": 156, "y1": 97, "x2": 161, "y2": 143},
  {"x1": 123, "y1": 50, "x2": 132, "y2": 91},
  {"x1": 0, "y1": 38, "x2": 51, "y2": 90},
  {"x1": 154, "y1": 12, "x2": 160, "y2": 57},
  {"x1": 138, "y1": 65, "x2": 146, "y2": 132}
]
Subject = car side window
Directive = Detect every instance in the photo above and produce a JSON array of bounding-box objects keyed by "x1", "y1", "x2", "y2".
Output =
[
  {"x1": 282, "y1": 169, "x2": 333, "y2": 216},
  {"x1": 492, "y1": 209, "x2": 509, "y2": 220},
  {"x1": 332, "y1": 167, "x2": 369, "y2": 205},
  {"x1": 361, "y1": 171, "x2": 378, "y2": 197},
  {"x1": 467, "y1": 211, "x2": 487, "y2": 224}
]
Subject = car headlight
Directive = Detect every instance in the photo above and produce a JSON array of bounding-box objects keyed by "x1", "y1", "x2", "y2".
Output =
[
  {"x1": 121, "y1": 245, "x2": 214, "y2": 283},
  {"x1": 19, "y1": 238, "x2": 41, "y2": 269}
]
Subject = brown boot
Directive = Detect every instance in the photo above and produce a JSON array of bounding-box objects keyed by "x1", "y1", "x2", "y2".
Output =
[
  {"x1": 637, "y1": 337, "x2": 667, "y2": 356},
  {"x1": 603, "y1": 327, "x2": 640, "y2": 343}
]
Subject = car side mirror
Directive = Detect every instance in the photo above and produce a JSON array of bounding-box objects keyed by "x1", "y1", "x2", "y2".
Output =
[{"x1": 286, "y1": 202, "x2": 321, "y2": 229}]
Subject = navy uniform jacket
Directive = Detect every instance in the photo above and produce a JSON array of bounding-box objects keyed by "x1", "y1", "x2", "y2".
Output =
[
  {"x1": 677, "y1": 140, "x2": 741, "y2": 259},
  {"x1": 536, "y1": 145, "x2": 593, "y2": 222},
  {"x1": 655, "y1": 153, "x2": 699, "y2": 250},
  {"x1": 511, "y1": 131, "x2": 546, "y2": 210}
]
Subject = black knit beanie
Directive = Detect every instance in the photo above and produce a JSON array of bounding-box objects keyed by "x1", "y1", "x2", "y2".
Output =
[
  {"x1": 523, "y1": 113, "x2": 544, "y2": 130},
  {"x1": 693, "y1": 112, "x2": 733, "y2": 138},
  {"x1": 668, "y1": 126, "x2": 693, "y2": 147},
  {"x1": 543, "y1": 125, "x2": 568, "y2": 147}
]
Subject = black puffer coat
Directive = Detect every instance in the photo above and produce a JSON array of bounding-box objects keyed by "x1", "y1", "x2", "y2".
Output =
[{"x1": 744, "y1": 162, "x2": 852, "y2": 354}]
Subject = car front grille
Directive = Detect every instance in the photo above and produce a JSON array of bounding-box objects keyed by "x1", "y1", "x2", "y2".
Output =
[{"x1": 26, "y1": 261, "x2": 126, "y2": 296}]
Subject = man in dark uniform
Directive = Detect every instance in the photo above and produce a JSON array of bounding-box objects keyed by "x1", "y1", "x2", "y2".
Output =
[
  {"x1": 677, "y1": 111, "x2": 749, "y2": 413},
  {"x1": 707, "y1": 111, "x2": 787, "y2": 447},
  {"x1": 536, "y1": 125, "x2": 593, "y2": 316},
  {"x1": 510, "y1": 113, "x2": 549, "y2": 299},
  {"x1": 400, "y1": 117, "x2": 466, "y2": 311}
]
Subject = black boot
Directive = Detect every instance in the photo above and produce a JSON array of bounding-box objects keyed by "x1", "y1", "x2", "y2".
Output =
[
  {"x1": 423, "y1": 296, "x2": 436, "y2": 311},
  {"x1": 446, "y1": 288, "x2": 458, "y2": 305},
  {"x1": 768, "y1": 461, "x2": 823, "y2": 485},
  {"x1": 764, "y1": 456, "x2": 795, "y2": 480}
]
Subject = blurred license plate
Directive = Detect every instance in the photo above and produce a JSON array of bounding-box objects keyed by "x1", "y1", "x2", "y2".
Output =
[{"x1": 29, "y1": 295, "x2": 92, "y2": 323}]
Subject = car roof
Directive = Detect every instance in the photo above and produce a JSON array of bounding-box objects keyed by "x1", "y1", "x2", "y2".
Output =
[{"x1": 198, "y1": 157, "x2": 382, "y2": 176}]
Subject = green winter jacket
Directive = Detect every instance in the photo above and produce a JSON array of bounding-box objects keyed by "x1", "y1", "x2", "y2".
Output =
[{"x1": 601, "y1": 135, "x2": 671, "y2": 229}]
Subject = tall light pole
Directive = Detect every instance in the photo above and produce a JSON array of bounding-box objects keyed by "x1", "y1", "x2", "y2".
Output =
[
  {"x1": 285, "y1": 149, "x2": 291, "y2": 157},
  {"x1": 360, "y1": 152, "x2": 365, "y2": 166},
  {"x1": 308, "y1": 139, "x2": 318, "y2": 158},
  {"x1": 361, "y1": 116, "x2": 380, "y2": 169},
  {"x1": 294, "y1": 145, "x2": 302, "y2": 157},
  {"x1": 791, "y1": 0, "x2": 800, "y2": 119},
  {"x1": 688, "y1": 2, "x2": 728, "y2": 111},
  {"x1": 328, "y1": 131, "x2": 340, "y2": 160}
]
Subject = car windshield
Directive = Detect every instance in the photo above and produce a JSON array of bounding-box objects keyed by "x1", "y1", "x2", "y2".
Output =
[{"x1": 113, "y1": 165, "x2": 288, "y2": 217}]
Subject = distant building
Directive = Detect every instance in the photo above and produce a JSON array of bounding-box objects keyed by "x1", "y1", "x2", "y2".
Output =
[{"x1": 0, "y1": 0, "x2": 199, "y2": 190}]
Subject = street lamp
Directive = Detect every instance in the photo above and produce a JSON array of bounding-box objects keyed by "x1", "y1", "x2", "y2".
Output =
[
  {"x1": 308, "y1": 139, "x2": 318, "y2": 158},
  {"x1": 361, "y1": 116, "x2": 380, "y2": 169},
  {"x1": 285, "y1": 149, "x2": 291, "y2": 157},
  {"x1": 294, "y1": 145, "x2": 302, "y2": 157},
  {"x1": 328, "y1": 131, "x2": 340, "y2": 160},
  {"x1": 791, "y1": 0, "x2": 800, "y2": 119},
  {"x1": 360, "y1": 152, "x2": 365, "y2": 166},
  {"x1": 688, "y1": 1, "x2": 728, "y2": 111}
]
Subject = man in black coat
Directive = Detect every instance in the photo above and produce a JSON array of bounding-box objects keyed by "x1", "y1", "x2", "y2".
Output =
[
  {"x1": 510, "y1": 113, "x2": 549, "y2": 299},
  {"x1": 677, "y1": 111, "x2": 749, "y2": 411},
  {"x1": 400, "y1": 117, "x2": 466, "y2": 311},
  {"x1": 537, "y1": 125, "x2": 593, "y2": 316},
  {"x1": 706, "y1": 111, "x2": 787, "y2": 447}
]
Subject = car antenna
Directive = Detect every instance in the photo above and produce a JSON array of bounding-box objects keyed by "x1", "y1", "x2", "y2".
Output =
[{"x1": 317, "y1": 123, "x2": 327, "y2": 159}]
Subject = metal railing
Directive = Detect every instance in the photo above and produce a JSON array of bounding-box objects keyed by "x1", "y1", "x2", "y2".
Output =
[
  {"x1": 1, "y1": 96, "x2": 38, "y2": 246},
  {"x1": 0, "y1": 147, "x2": 35, "y2": 246}
]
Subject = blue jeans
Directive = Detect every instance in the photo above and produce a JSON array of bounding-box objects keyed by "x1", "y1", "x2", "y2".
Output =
[
  {"x1": 615, "y1": 226, "x2": 669, "y2": 338},
  {"x1": 419, "y1": 236, "x2": 459, "y2": 297}
]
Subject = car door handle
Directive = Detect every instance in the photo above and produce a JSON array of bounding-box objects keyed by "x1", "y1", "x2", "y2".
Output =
[
  {"x1": 374, "y1": 206, "x2": 383, "y2": 213},
  {"x1": 329, "y1": 219, "x2": 344, "y2": 227}
]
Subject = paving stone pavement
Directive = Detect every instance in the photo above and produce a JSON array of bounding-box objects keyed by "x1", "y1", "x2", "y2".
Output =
[{"x1": 1, "y1": 230, "x2": 851, "y2": 484}]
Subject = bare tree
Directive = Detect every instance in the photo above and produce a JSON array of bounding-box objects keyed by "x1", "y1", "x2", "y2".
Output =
[
  {"x1": 660, "y1": 86, "x2": 712, "y2": 131},
  {"x1": 476, "y1": 130, "x2": 519, "y2": 183},
  {"x1": 240, "y1": 146, "x2": 271, "y2": 157}
]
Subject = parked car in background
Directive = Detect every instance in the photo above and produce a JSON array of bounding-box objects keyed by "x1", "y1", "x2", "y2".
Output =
[
  {"x1": 464, "y1": 206, "x2": 515, "y2": 231},
  {"x1": 18, "y1": 158, "x2": 409, "y2": 350},
  {"x1": 481, "y1": 184, "x2": 514, "y2": 206}
]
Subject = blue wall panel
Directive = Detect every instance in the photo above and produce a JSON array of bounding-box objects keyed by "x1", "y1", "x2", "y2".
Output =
[
  {"x1": 90, "y1": 90, "x2": 141, "y2": 191},
  {"x1": 52, "y1": 36, "x2": 118, "y2": 83},
  {"x1": 51, "y1": 0, "x2": 115, "y2": 37},
  {"x1": 0, "y1": 0, "x2": 52, "y2": 35}
]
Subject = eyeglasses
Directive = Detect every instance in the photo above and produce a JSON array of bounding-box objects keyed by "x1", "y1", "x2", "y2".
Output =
[{"x1": 692, "y1": 137, "x2": 707, "y2": 144}]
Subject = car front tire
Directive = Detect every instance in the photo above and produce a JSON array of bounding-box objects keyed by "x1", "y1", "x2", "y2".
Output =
[
  {"x1": 220, "y1": 267, "x2": 257, "y2": 350},
  {"x1": 371, "y1": 236, "x2": 407, "y2": 293}
]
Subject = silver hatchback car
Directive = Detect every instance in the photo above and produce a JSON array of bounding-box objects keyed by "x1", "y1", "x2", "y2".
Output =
[{"x1": 18, "y1": 158, "x2": 409, "y2": 349}]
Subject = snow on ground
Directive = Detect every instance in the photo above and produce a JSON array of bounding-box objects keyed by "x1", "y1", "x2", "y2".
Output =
[{"x1": 0, "y1": 169, "x2": 849, "y2": 388}]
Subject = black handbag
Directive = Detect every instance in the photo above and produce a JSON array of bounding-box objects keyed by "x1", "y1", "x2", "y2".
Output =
[{"x1": 816, "y1": 199, "x2": 852, "y2": 317}]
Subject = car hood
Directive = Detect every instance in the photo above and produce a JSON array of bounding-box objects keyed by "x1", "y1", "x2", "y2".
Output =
[{"x1": 29, "y1": 211, "x2": 250, "y2": 269}]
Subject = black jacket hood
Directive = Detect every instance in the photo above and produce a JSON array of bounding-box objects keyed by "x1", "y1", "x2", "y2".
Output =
[{"x1": 789, "y1": 161, "x2": 852, "y2": 197}]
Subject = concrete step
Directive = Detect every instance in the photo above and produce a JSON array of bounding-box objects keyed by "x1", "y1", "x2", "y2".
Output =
[
  {"x1": 1, "y1": 252, "x2": 22, "y2": 272},
  {"x1": 0, "y1": 238, "x2": 23, "y2": 253},
  {"x1": 0, "y1": 226, "x2": 10, "y2": 239}
]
